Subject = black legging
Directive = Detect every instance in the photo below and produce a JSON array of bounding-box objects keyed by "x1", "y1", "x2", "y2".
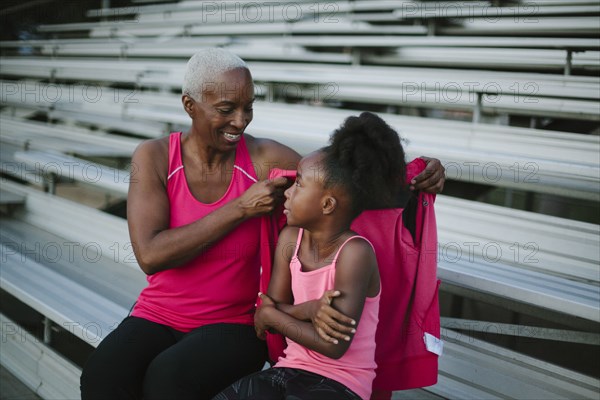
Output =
[{"x1": 80, "y1": 316, "x2": 267, "y2": 400}]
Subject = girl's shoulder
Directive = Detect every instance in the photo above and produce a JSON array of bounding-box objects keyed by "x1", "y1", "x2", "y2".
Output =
[
  {"x1": 335, "y1": 233, "x2": 376, "y2": 266},
  {"x1": 278, "y1": 226, "x2": 301, "y2": 245}
]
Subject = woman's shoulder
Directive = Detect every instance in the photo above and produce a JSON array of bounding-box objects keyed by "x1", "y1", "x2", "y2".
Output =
[
  {"x1": 133, "y1": 136, "x2": 170, "y2": 162},
  {"x1": 131, "y1": 136, "x2": 170, "y2": 180},
  {"x1": 134, "y1": 135, "x2": 170, "y2": 156},
  {"x1": 244, "y1": 134, "x2": 301, "y2": 180}
]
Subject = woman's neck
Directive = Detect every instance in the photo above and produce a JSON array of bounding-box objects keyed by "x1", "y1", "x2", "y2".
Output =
[{"x1": 183, "y1": 131, "x2": 234, "y2": 168}]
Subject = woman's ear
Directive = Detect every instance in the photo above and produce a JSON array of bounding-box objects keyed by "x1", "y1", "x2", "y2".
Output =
[
  {"x1": 182, "y1": 94, "x2": 195, "y2": 118},
  {"x1": 322, "y1": 196, "x2": 337, "y2": 215}
]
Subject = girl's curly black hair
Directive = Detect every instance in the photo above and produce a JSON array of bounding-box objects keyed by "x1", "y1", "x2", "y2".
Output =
[{"x1": 322, "y1": 112, "x2": 407, "y2": 218}]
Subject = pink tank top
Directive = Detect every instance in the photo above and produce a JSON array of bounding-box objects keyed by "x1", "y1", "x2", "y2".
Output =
[
  {"x1": 275, "y1": 229, "x2": 381, "y2": 400},
  {"x1": 131, "y1": 132, "x2": 261, "y2": 332}
]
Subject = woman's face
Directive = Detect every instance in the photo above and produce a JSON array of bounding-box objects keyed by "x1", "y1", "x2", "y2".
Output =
[
  {"x1": 283, "y1": 151, "x2": 327, "y2": 227},
  {"x1": 186, "y1": 67, "x2": 255, "y2": 150}
]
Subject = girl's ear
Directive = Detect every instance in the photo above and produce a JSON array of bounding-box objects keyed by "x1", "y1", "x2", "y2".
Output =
[
  {"x1": 182, "y1": 94, "x2": 195, "y2": 118},
  {"x1": 322, "y1": 195, "x2": 337, "y2": 215}
]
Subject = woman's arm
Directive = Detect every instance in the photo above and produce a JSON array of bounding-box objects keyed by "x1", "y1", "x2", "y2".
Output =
[
  {"x1": 246, "y1": 133, "x2": 444, "y2": 193},
  {"x1": 127, "y1": 139, "x2": 289, "y2": 275},
  {"x1": 257, "y1": 238, "x2": 378, "y2": 359}
]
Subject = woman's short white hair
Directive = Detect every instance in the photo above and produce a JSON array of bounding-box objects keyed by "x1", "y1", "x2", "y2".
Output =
[{"x1": 182, "y1": 48, "x2": 248, "y2": 101}]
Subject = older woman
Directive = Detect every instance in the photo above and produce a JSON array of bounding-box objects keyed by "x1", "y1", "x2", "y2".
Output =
[{"x1": 80, "y1": 48, "x2": 445, "y2": 400}]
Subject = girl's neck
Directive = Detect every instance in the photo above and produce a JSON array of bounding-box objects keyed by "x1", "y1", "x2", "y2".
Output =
[{"x1": 302, "y1": 227, "x2": 352, "y2": 264}]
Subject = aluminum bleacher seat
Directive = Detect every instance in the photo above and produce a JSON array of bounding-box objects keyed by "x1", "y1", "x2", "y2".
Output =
[
  {"x1": 4, "y1": 35, "x2": 598, "y2": 55},
  {"x1": 114, "y1": 93, "x2": 600, "y2": 200},
  {"x1": 2, "y1": 57, "x2": 598, "y2": 123},
  {"x1": 0, "y1": 117, "x2": 140, "y2": 158},
  {"x1": 13, "y1": 151, "x2": 129, "y2": 196},
  {"x1": 1, "y1": 314, "x2": 81, "y2": 399},
  {"x1": 421, "y1": 331, "x2": 600, "y2": 399},
  {"x1": 1, "y1": 140, "x2": 44, "y2": 186},
  {"x1": 440, "y1": 16, "x2": 600, "y2": 36},
  {"x1": 435, "y1": 196, "x2": 600, "y2": 323},
  {"x1": 2, "y1": 80, "x2": 598, "y2": 200},
  {"x1": 4, "y1": 35, "x2": 597, "y2": 74},
  {"x1": 0, "y1": 181, "x2": 145, "y2": 377},
  {"x1": 2, "y1": 55, "x2": 591, "y2": 105},
  {"x1": 366, "y1": 47, "x2": 600, "y2": 74},
  {"x1": 0, "y1": 180, "x2": 146, "y2": 398},
  {"x1": 260, "y1": 35, "x2": 600, "y2": 50},
  {"x1": 254, "y1": 64, "x2": 600, "y2": 121},
  {"x1": 38, "y1": 15, "x2": 426, "y2": 38}
]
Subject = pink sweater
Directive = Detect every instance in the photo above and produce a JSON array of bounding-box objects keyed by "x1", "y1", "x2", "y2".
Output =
[
  {"x1": 275, "y1": 228, "x2": 380, "y2": 400},
  {"x1": 132, "y1": 132, "x2": 261, "y2": 332}
]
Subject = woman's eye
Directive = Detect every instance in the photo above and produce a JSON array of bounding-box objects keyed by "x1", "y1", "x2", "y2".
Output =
[
  {"x1": 218, "y1": 109, "x2": 233, "y2": 114},
  {"x1": 295, "y1": 180, "x2": 300, "y2": 187}
]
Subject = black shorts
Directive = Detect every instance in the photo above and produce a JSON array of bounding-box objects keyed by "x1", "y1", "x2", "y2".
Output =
[{"x1": 213, "y1": 366, "x2": 362, "y2": 400}]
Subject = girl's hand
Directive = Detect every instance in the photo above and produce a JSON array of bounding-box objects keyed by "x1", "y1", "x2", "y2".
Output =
[
  {"x1": 254, "y1": 292, "x2": 276, "y2": 340},
  {"x1": 309, "y1": 290, "x2": 356, "y2": 344}
]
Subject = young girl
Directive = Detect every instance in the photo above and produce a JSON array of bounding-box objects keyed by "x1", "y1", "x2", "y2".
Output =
[{"x1": 214, "y1": 112, "x2": 407, "y2": 400}]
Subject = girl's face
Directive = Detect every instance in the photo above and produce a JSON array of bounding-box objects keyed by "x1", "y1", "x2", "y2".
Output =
[{"x1": 283, "y1": 151, "x2": 327, "y2": 228}]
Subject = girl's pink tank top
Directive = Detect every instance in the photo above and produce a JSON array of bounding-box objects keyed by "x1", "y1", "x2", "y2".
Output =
[
  {"x1": 275, "y1": 228, "x2": 381, "y2": 400},
  {"x1": 131, "y1": 132, "x2": 261, "y2": 332}
]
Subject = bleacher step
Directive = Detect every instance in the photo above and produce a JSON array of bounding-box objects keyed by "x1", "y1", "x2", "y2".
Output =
[{"x1": 0, "y1": 189, "x2": 26, "y2": 207}]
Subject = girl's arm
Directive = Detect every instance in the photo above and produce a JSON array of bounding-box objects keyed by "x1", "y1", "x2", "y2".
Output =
[
  {"x1": 257, "y1": 237, "x2": 378, "y2": 359},
  {"x1": 263, "y1": 227, "x2": 355, "y2": 340},
  {"x1": 254, "y1": 226, "x2": 295, "y2": 340}
]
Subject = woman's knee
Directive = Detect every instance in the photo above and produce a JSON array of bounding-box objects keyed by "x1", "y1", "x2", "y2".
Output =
[
  {"x1": 143, "y1": 324, "x2": 267, "y2": 399},
  {"x1": 143, "y1": 352, "x2": 189, "y2": 400},
  {"x1": 80, "y1": 348, "x2": 142, "y2": 400}
]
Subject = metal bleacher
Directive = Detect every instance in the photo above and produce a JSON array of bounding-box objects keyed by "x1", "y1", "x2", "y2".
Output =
[
  {"x1": 1, "y1": 180, "x2": 145, "y2": 399},
  {"x1": 3, "y1": 83, "x2": 598, "y2": 200},
  {"x1": 1, "y1": 1, "x2": 599, "y2": 399},
  {"x1": 1, "y1": 55, "x2": 598, "y2": 123}
]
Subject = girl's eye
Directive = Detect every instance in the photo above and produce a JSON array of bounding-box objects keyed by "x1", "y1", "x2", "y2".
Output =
[{"x1": 295, "y1": 180, "x2": 300, "y2": 187}]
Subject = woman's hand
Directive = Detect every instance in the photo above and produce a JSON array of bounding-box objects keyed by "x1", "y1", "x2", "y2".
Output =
[
  {"x1": 308, "y1": 290, "x2": 356, "y2": 344},
  {"x1": 255, "y1": 292, "x2": 277, "y2": 340},
  {"x1": 410, "y1": 156, "x2": 445, "y2": 193},
  {"x1": 237, "y1": 177, "x2": 290, "y2": 218}
]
